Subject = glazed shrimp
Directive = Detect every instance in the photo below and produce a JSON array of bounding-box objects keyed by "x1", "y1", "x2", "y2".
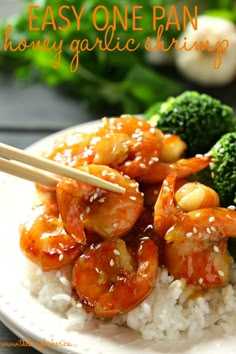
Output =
[
  {"x1": 175, "y1": 182, "x2": 220, "y2": 211},
  {"x1": 141, "y1": 178, "x2": 188, "y2": 209},
  {"x1": 165, "y1": 208, "x2": 236, "y2": 289},
  {"x1": 72, "y1": 237, "x2": 158, "y2": 318},
  {"x1": 102, "y1": 115, "x2": 164, "y2": 178},
  {"x1": 56, "y1": 165, "x2": 144, "y2": 243},
  {"x1": 154, "y1": 173, "x2": 221, "y2": 238},
  {"x1": 159, "y1": 134, "x2": 187, "y2": 163},
  {"x1": 43, "y1": 131, "x2": 94, "y2": 167},
  {"x1": 138, "y1": 155, "x2": 211, "y2": 183},
  {"x1": 39, "y1": 116, "x2": 164, "y2": 182},
  {"x1": 153, "y1": 173, "x2": 235, "y2": 288},
  {"x1": 19, "y1": 201, "x2": 83, "y2": 271},
  {"x1": 153, "y1": 173, "x2": 183, "y2": 238}
]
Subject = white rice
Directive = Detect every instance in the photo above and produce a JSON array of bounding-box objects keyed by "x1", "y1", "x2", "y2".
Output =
[{"x1": 21, "y1": 260, "x2": 236, "y2": 341}]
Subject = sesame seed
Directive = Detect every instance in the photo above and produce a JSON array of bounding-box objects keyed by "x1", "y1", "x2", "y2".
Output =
[
  {"x1": 195, "y1": 213, "x2": 201, "y2": 218},
  {"x1": 110, "y1": 259, "x2": 115, "y2": 267},
  {"x1": 218, "y1": 270, "x2": 225, "y2": 277},
  {"x1": 228, "y1": 205, "x2": 236, "y2": 211},
  {"x1": 124, "y1": 174, "x2": 131, "y2": 180},
  {"x1": 124, "y1": 161, "x2": 132, "y2": 166},
  {"x1": 206, "y1": 228, "x2": 211, "y2": 234},
  {"x1": 140, "y1": 163, "x2": 146, "y2": 169},
  {"x1": 186, "y1": 232, "x2": 193, "y2": 238},
  {"x1": 210, "y1": 226, "x2": 216, "y2": 232},
  {"x1": 113, "y1": 249, "x2": 120, "y2": 255},
  {"x1": 163, "y1": 180, "x2": 168, "y2": 186},
  {"x1": 209, "y1": 216, "x2": 215, "y2": 223},
  {"x1": 102, "y1": 170, "x2": 108, "y2": 176},
  {"x1": 149, "y1": 127, "x2": 156, "y2": 134},
  {"x1": 163, "y1": 186, "x2": 171, "y2": 193},
  {"x1": 86, "y1": 206, "x2": 90, "y2": 214},
  {"x1": 214, "y1": 245, "x2": 220, "y2": 253},
  {"x1": 151, "y1": 157, "x2": 159, "y2": 162},
  {"x1": 59, "y1": 243, "x2": 64, "y2": 248},
  {"x1": 98, "y1": 197, "x2": 106, "y2": 203},
  {"x1": 112, "y1": 223, "x2": 119, "y2": 228},
  {"x1": 134, "y1": 128, "x2": 141, "y2": 134},
  {"x1": 133, "y1": 142, "x2": 141, "y2": 148},
  {"x1": 198, "y1": 278, "x2": 203, "y2": 284},
  {"x1": 195, "y1": 154, "x2": 203, "y2": 158},
  {"x1": 148, "y1": 160, "x2": 154, "y2": 165},
  {"x1": 209, "y1": 162, "x2": 214, "y2": 170},
  {"x1": 193, "y1": 227, "x2": 197, "y2": 234},
  {"x1": 129, "y1": 196, "x2": 137, "y2": 201},
  {"x1": 59, "y1": 254, "x2": 64, "y2": 261}
]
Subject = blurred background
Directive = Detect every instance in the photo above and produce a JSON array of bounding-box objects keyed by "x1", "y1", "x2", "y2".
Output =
[{"x1": 0, "y1": 1, "x2": 235, "y2": 353}]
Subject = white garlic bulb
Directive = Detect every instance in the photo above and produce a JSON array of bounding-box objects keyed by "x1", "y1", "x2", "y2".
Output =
[{"x1": 174, "y1": 16, "x2": 236, "y2": 86}]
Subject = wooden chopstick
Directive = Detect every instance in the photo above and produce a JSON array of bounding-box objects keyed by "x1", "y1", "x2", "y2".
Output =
[
  {"x1": 0, "y1": 143, "x2": 126, "y2": 194},
  {"x1": 0, "y1": 157, "x2": 60, "y2": 188}
]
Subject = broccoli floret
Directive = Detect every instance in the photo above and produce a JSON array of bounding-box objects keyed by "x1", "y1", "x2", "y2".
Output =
[
  {"x1": 144, "y1": 91, "x2": 235, "y2": 157},
  {"x1": 208, "y1": 132, "x2": 236, "y2": 207}
]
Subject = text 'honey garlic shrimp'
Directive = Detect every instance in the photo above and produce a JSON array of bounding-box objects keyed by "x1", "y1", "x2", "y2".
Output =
[
  {"x1": 19, "y1": 201, "x2": 83, "y2": 271},
  {"x1": 56, "y1": 165, "x2": 144, "y2": 243},
  {"x1": 72, "y1": 238, "x2": 158, "y2": 318}
]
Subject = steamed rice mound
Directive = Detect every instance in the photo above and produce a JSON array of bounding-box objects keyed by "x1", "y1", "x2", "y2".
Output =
[{"x1": 21, "y1": 261, "x2": 236, "y2": 341}]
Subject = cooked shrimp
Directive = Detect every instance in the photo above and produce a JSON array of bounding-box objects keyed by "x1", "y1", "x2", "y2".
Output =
[
  {"x1": 19, "y1": 201, "x2": 83, "y2": 271},
  {"x1": 154, "y1": 174, "x2": 221, "y2": 237},
  {"x1": 104, "y1": 115, "x2": 164, "y2": 178},
  {"x1": 141, "y1": 179, "x2": 188, "y2": 209},
  {"x1": 56, "y1": 165, "x2": 144, "y2": 243},
  {"x1": 154, "y1": 173, "x2": 183, "y2": 238},
  {"x1": 159, "y1": 134, "x2": 187, "y2": 163},
  {"x1": 72, "y1": 237, "x2": 158, "y2": 318},
  {"x1": 43, "y1": 131, "x2": 94, "y2": 167},
  {"x1": 175, "y1": 182, "x2": 220, "y2": 212},
  {"x1": 153, "y1": 172, "x2": 235, "y2": 288},
  {"x1": 138, "y1": 155, "x2": 211, "y2": 183},
  {"x1": 91, "y1": 134, "x2": 129, "y2": 166},
  {"x1": 165, "y1": 208, "x2": 236, "y2": 289}
]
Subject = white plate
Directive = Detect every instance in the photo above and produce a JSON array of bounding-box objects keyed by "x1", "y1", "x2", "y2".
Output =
[{"x1": 0, "y1": 121, "x2": 236, "y2": 354}]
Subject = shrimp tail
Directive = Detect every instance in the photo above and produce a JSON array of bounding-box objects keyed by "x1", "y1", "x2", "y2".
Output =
[
  {"x1": 154, "y1": 173, "x2": 182, "y2": 238},
  {"x1": 138, "y1": 155, "x2": 211, "y2": 183}
]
